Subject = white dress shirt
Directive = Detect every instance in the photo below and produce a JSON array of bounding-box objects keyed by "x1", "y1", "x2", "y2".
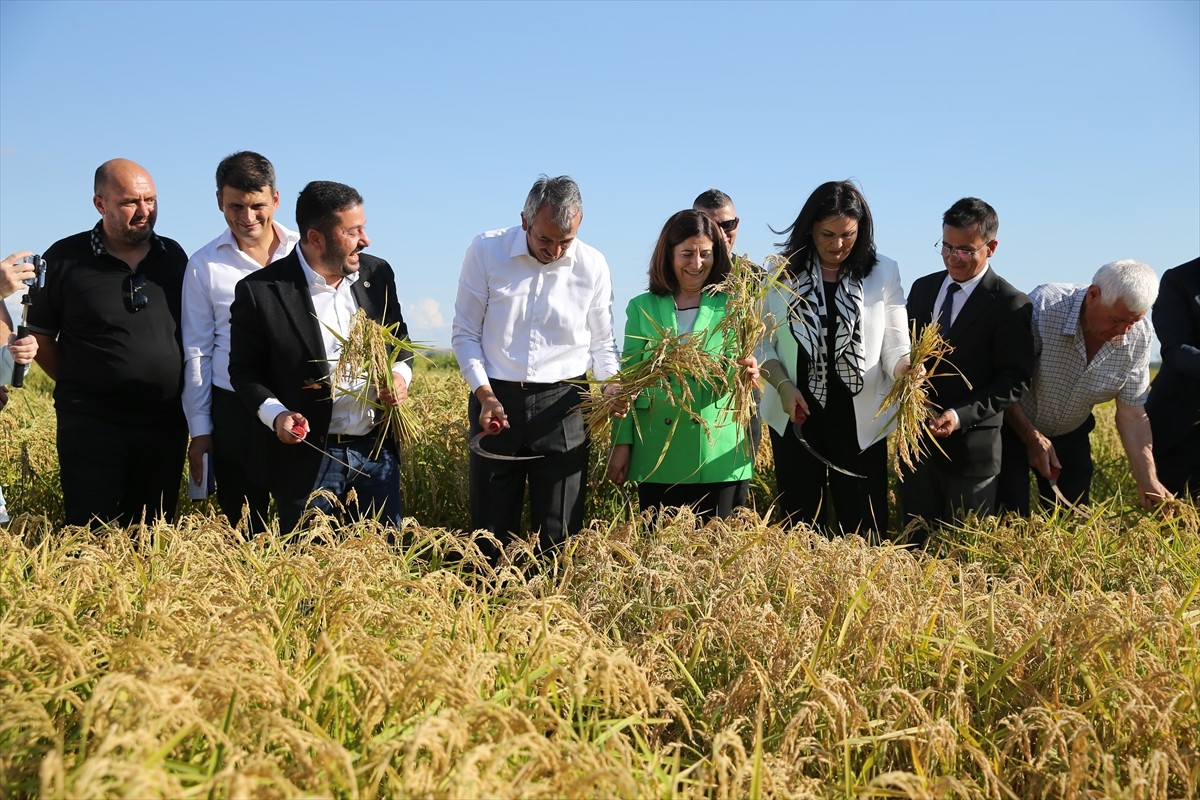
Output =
[
  {"x1": 182, "y1": 220, "x2": 300, "y2": 437},
  {"x1": 933, "y1": 263, "x2": 990, "y2": 329},
  {"x1": 254, "y1": 246, "x2": 413, "y2": 437},
  {"x1": 451, "y1": 225, "x2": 620, "y2": 391}
]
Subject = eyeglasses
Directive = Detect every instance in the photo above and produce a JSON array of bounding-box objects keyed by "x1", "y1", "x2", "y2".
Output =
[
  {"x1": 123, "y1": 272, "x2": 149, "y2": 313},
  {"x1": 936, "y1": 239, "x2": 991, "y2": 259},
  {"x1": 717, "y1": 217, "x2": 740, "y2": 233}
]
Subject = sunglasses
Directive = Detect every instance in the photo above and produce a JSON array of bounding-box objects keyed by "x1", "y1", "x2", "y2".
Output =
[
  {"x1": 717, "y1": 217, "x2": 740, "y2": 233},
  {"x1": 123, "y1": 272, "x2": 149, "y2": 313}
]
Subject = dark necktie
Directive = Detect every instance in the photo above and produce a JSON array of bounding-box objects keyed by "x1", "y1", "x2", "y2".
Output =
[{"x1": 938, "y1": 282, "x2": 961, "y2": 332}]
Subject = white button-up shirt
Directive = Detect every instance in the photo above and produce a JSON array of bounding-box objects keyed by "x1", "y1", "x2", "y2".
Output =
[
  {"x1": 451, "y1": 225, "x2": 620, "y2": 391},
  {"x1": 1020, "y1": 282, "x2": 1153, "y2": 437},
  {"x1": 182, "y1": 221, "x2": 300, "y2": 437}
]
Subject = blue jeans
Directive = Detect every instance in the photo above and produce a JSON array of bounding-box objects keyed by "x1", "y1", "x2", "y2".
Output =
[{"x1": 277, "y1": 435, "x2": 402, "y2": 534}]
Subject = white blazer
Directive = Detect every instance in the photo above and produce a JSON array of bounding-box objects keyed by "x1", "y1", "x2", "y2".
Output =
[{"x1": 757, "y1": 254, "x2": 911, "y2": 449}]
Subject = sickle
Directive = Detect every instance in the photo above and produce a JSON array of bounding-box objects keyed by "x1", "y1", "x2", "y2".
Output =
[
  {"x1": 791, "y1": 421, "x2": 866, "y2": 479},
  {"x1": 470, "y1": 419, "x2": 543, "y2": 461}
]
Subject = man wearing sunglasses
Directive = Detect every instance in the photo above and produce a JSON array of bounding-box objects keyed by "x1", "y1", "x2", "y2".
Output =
[
  {"x1": 27, "y1": 159, "x2": 189, "y2": 528},
  {"x1": 182, "y1": 152, "x2": 299, "y2": 534},
  {"x1": 693, "y1": 189, "x2": 760, "y2": 506},
  {"x1": 693, "y1": 189, "x2": 741, "y2": 253},
  {"x1": 901, "y1": 197, "x2": 1034, "y2": 543}
]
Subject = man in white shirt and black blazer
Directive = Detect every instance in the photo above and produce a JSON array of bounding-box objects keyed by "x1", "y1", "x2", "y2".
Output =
[{"x1": 229, "y1": 181, "x2": 412, "y2": 535}]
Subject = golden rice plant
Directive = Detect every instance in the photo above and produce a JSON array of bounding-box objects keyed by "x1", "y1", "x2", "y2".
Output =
[
  {"x1": 708, "y1": 253, "x2": 790, "y2": 438},
  {"x1": 578, "y1": 311, "x2": 730, "y2": 446},
  {"x1": 327, "y1": 308, "x2": 426, "y2": 455},
  {"x1": 876, "y1": 320, "x2": 965, "y2": 477}
]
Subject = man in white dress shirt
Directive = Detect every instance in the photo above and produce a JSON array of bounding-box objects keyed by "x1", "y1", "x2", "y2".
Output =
[
  {"x1": 182, "y1": 152, "x2": 299, "y2": 532},
  {"x1": 452, "y1": 175, "x2": 620, "y2": 564}
]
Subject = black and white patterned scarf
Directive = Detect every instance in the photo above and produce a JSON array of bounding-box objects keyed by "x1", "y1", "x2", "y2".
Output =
[{"x1": 786, "y1": 254, "x2": 867, "y2": 408}]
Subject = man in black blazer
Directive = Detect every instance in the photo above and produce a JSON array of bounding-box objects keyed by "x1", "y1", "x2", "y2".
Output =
[
  {"x1": 1146, "y1": 257, "x2": 1200, "y2": 498},
  {"x1": 902, "y1": 197, "x2": 1034, "y2": 542},
  {"x1": 229, "y1": 181, "x2": 412, "y2": 534}
]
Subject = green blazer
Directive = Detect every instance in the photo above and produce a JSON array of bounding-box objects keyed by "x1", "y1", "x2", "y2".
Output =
[{"x1": 613, "y1": 291, "x2": 753, "y2": 485}]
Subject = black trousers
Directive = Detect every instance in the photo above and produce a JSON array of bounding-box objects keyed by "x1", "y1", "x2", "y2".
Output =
[
  {"x1": 638, "y1": 480, "x2": 742, "y2": 523},
  {"x1": 1151, "y1": 421, "x2": 1200, "y2": 500},
  {"x1": 58, "y1": 409, "x2": 187, "y2": 528},
  {"x1": 468, "y1": 379, "x2": 588, "y2": 563},
  {"x1": 771, "y1": 424, "x2": 888, "y2": 538},
  {"x1": 212, "y1": 386, "x2": 270, "y2": 533},
  {"x1": 997, "y1": 415, "x2": 1094, "y2": 515}
]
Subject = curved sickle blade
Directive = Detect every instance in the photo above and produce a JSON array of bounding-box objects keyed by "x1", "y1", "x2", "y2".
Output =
[
  {"x1": 791, "y1": 421, "x2": 866, "y2": 479},
  {"x1": 469, "y1": 430, "x2": 543, "y2": 461}
]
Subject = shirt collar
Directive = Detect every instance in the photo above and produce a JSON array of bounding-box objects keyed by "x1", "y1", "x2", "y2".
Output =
[
  {"x1": 942, "y1": 261, "x2": 990, "y2": 293},
  {"x1": 296, "y1": 243, "x2": 359, "y2": 291},
  {"x1": 216, "y1": 219, "x2": 296, "y2": 257},
  {"x1": 90, "y1": 220, "x2": 166, "y2": 258},
  {"x1": 508, "y1": 224, "x2": 576, "y2": 267},
  {"x1": 1063, "y1": 286, "x2": 1088, "y2": 337}
]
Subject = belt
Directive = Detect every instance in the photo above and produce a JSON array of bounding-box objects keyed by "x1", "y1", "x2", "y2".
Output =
[
  {"x1": 325, "y1": 430, "x2": 379, "y2": 445},
  {"x1": 491, "y1": 374, "x2": 586, "y2": 392}
]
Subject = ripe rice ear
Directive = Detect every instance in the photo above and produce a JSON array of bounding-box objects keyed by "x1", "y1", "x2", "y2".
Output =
[
  {"x1": 876, "y1": 321, "x2": 967, "y2": 477},
  {"x1": 579, "y1": 310, "x2": 728, "y2": 443},
  {"x1": 709, "y1": 253, "x2": 790, "y2": 441},
  {"x1": 326, "y1": 308, "x2": 428, "y2": 455}
]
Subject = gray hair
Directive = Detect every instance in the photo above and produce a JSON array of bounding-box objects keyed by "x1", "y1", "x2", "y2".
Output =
[
  {"x1": 522, "y1": 175, "x2": 582, "y2": 230},
  {"x1": 1092, "y1": 259, "x2": 1159, "y2": 313}
]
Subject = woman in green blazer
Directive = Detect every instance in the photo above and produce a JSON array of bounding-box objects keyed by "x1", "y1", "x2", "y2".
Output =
[{"x1": 607, "y1": 210, "x2": 758, "y2": 520}]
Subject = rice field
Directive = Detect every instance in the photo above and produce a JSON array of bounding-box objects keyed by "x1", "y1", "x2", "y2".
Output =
[{"x1": 1, "y1": 365, "x2": 1197, "y2": 799}]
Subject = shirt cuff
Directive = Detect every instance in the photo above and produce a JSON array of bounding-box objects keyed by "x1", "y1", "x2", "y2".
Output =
[
  {"x1": 391, "y1": 361, "x2": 414, "y2": 388},
  {"x1": 257, "y1": 398, "x2": 289, "y2": 431}
]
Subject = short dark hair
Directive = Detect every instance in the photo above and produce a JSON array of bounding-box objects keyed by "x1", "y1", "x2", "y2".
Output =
[
  {"x1": 647, "y1": 210, "x2": 732, "y2": 296},
  {"x1": 216, "y1": 151, "x2": 277, "y2": 193},
  {"x1": 692, "y1": 189, "x2": 733, "y2": 211},
  {"x1": 943, "y1": 197, "x2": 999, "y2": 241},
  {"x1": 522, "y1": 175, "x2": 582, "y2": 230},
  {"x1": 295, "y1": 181, "x2": 363, "y2": 240},
  {"x1": 771, "y1": 180, "x2": 878, "y2": 280}
]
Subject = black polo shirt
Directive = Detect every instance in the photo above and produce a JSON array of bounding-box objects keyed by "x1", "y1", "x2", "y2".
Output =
[{"x1": 28, "y1": 223, "x2": 188, "y2": 424}]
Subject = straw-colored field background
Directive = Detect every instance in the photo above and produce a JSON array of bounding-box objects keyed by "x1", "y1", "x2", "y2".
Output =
[{"x1": 1, "y1": 362, "x2": 1197, "y2": 799}]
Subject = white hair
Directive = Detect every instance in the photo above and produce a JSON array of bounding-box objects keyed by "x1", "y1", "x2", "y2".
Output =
[{"x1": 1092, "y1": 259, "x2": 1158, "y2": 313}]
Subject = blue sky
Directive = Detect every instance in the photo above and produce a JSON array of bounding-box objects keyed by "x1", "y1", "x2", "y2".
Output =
[{"x1": 2, "y1": 0, "x2": 1197, "y2": 350}]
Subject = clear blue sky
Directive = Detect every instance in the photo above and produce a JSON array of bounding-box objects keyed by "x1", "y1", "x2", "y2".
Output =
[{"x1": 2, "y1": 0, "x2": 1197, "y2": 349}]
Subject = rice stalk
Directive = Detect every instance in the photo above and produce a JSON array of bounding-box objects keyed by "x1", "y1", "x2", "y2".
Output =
[
  {"x1": 875, "y1": 320, "x2": 966, "y2": 477},
  {"x1": 325, "y1": 308, "x2": 427, "y2": 455},
  {"x1": 708, "y1": 253, "x2": 790, "y2": 441},
  {"x1": 578, "y1": 309, "x2": 730, "y2": 447}
]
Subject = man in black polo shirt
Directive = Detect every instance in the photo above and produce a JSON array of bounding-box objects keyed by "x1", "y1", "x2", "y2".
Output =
[{"x1": 28, "y1": 158, "x2": 189, "y2": 527}]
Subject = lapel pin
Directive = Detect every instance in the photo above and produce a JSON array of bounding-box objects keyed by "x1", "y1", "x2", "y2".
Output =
[{"x1": 363, "y1": 281, "x2": 371, "y2": 288}]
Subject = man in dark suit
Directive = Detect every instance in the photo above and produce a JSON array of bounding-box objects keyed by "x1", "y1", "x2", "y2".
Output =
[
  {"x1": 902, "y1": 197, "x2": 1034, "y2": 542},
  {"x1": 229, "y1": 181, "x2": 412, "y2": 535},
  {"x1": 1146, "y1": 257, "x2": 1200, "y2": 498}
]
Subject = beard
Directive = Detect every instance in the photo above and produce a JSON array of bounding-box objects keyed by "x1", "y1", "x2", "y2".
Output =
[{"x1": 116, "y1": 210, "x2": 156, "y2": 245}]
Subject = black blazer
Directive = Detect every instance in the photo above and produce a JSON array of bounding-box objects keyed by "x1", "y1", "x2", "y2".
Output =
[
  {"x1": 907, "y1": 267, "x2": 1034, "y2": 477},
  {"x1": 1146, "y1": 258, "x2": 1200, "y2": 437},
  {"x1": 228, "y1": 250, "x2": 411, "y2": 496}
]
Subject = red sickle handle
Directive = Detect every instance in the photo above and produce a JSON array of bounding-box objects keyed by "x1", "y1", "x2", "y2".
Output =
[
  {"x1": 292, "y1": 421, "x2": 308, "y2": 440},
  {"x1": 486, "y1": 419, "x2": 502, "y2": 435}
]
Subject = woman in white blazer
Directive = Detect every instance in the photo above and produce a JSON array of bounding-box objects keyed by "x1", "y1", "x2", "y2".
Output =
[{"x1": 757, "y1": 181, "x2": 911, "y2": 537}]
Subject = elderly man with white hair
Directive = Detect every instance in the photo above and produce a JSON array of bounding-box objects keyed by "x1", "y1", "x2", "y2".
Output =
[{"x1": 998, "y1": 260, "x2": 1172, "y2": 512}]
